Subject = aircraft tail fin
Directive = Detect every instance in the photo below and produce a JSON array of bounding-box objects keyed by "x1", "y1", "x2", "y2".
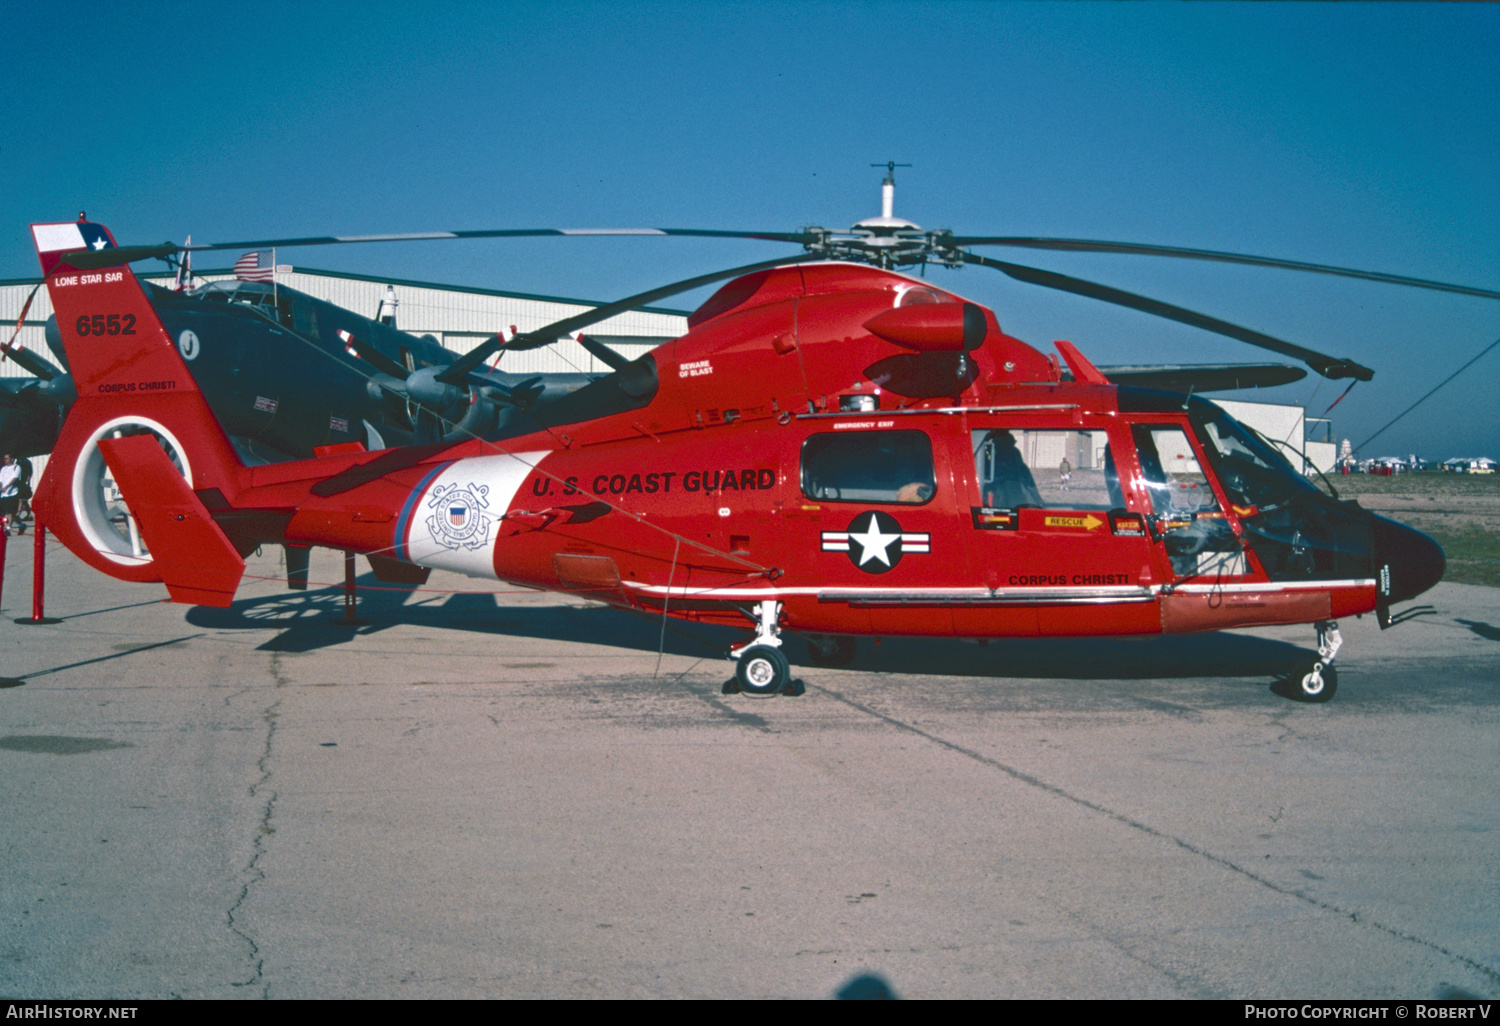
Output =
[{"x1": 30, "y1": 220, "x2": 248, "y2": 588}]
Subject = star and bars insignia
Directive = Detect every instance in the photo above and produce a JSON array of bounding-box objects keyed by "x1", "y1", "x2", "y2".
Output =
[{"x1": 820, "y1": 511, "x2": 930, "y2": 574}]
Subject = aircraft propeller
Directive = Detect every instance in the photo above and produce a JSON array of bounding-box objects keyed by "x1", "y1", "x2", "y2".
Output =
[
  {"x1": 432, "y1": 253, "x2": 823, "y2": 385},
  {"x1": 0, "y1": 283, "x2": 73, "y2": 440},
  {"x1": 2, "y1": 342, "x2": 66, "y2": 383}
]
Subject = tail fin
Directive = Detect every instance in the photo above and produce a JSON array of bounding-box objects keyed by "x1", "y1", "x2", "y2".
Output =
[{"x1": 30, "y1": 221, "x2": 247, "y2": 587}]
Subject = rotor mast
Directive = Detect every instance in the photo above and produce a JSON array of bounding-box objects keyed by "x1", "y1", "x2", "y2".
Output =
[
  {"x1": 846, "y1": 162, "x2": 925, "y2": 268},
  {"x1": 876, "y1": 161, "x2": 910, "y2": 220}
]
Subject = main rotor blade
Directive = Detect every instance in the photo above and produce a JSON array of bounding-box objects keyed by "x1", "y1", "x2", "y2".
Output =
[
  {"x1": 176, "y1": 227, "x2": 814, "y2": 255},
  {"x1": 436, "y1": 253, "x2": 821, "y2": 384},
  {"x1": 963, "y1": 252, "x2": 1375, "y2": 381},
  {"x1": 950, "y1": 237, "x2": 1500, "y2": 302}
]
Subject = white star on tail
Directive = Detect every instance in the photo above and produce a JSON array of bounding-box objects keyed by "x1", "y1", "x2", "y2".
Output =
[{"x1": 848, "y1": 514, "x2": 900, "y2": 567}]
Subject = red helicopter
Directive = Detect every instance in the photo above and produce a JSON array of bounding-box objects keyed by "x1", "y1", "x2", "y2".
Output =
[{"x1": 28, "y1": 181, "x2": 1460, "y2": 703}]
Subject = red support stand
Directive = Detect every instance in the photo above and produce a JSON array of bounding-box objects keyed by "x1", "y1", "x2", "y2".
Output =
[
  {"x1": 0, "y1": 524, "x2": 18, "y2": 687},
  {"x1": 330, "y1": 550, "x2": 370, "y2": 627},
  {"x1": 16, "y1": 523, "x2": 61, "y2": 625}
]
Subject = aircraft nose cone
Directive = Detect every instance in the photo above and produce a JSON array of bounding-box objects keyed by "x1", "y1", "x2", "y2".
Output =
[{"x1": 1372, "y1": 515, "x2": 1445, "y2": 603}]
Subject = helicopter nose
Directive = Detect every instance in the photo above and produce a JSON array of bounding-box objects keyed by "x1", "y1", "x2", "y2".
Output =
[{"x1": 1372, "y1": 515, "x2": 1445, "y2": 604}]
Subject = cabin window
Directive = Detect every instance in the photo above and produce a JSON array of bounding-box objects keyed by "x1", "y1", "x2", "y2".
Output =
[
  {"x1": 801, "y1": 430, "x2": 935, "y2": 505},
  {"x1": 973, "y1": 429, "x2": 1116, "y2": 509}
]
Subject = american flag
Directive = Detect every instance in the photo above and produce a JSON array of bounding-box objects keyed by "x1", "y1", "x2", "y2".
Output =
[{"x1": 233, "y1": 250, "x2": 274, "y2": 282}]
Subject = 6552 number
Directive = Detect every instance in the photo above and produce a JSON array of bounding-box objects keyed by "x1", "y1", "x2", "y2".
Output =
[{"x1": 76, "y1": 313, "x2": 137, "y2": 336}]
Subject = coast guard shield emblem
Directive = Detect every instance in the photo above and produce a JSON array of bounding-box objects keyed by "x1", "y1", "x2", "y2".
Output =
[{"x1": 426, "y1": 482, "x2": 492, "y2": 551}]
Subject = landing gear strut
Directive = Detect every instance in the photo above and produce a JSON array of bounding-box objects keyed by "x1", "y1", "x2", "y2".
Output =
[
  {"x1": 1285, "y1": 619, "x2": 1341, "y2": 703},
  {"x1": 725, "y1": 600, "x2": 802, "y2": 696}
]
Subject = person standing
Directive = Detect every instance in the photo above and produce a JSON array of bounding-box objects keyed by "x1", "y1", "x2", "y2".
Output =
[
  {"x1": 0, "y1": 454, "x2": 21, "y2": 535},
  {"x1": 15, "y1": 455, "x2": 32, "y2": 524}
]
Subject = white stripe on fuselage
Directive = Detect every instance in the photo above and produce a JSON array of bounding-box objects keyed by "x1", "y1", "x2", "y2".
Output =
[{"x1": 404, "y1": 452, "x2": 549, "y2": 578}]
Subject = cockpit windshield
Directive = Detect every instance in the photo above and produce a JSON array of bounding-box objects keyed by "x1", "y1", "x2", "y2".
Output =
[{"x1": 1191, "y1": 403, "x2": 1317, "y2": 511}]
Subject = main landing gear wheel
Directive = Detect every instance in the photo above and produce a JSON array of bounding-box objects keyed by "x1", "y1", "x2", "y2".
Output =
[
  {"x1": 1288, "y1": 659, "x2": 1338, "y2": 703},
  {"x1": 735, "y1": 644, "x2": 791, "y2": 696},
  {"x1": 806, "y1": 634, "x2": 856, "y2": 668}
]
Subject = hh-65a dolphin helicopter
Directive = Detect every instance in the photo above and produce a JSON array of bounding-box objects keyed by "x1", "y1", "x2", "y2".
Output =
[{"x1": 31, "y1": 175, "x2": 1466, "y2": 701}]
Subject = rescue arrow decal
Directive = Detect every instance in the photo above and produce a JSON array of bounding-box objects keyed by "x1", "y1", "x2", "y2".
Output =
[{"x1": 1042, "y1": 514, "x2": 1105, "y2": 531}]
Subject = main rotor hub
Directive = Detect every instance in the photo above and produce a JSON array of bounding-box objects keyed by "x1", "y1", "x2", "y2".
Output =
[
  {"x1": 796, "y1": 165, "x2": 967, "y2": 269},
  {"x1": 800, "y1": 225, "x2": 965, "y2": 270}
]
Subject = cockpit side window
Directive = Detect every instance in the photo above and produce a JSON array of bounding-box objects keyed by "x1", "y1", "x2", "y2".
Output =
[
  {"x1": 1132, "y1": 423, "x2": 1246, "y2": 578},
  {"x1": 284, "y1": 301, "x2": 317, "y2": 338},
  {"x1": 802, "y1": 430, "x2": 935, "y2": 505},
  {"x1": 1131, "y1": 425, "x2": 1220, "y2": 517},
  {"x1": 1194, "y1": 411, "x2": 1315, "y2": 511}
]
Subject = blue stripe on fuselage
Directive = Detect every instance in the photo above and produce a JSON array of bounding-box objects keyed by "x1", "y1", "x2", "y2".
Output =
[{"x1": 394, "y1": 461, "x2": 454, "y2": 563}]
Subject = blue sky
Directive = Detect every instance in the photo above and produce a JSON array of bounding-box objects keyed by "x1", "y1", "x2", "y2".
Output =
[{"x1": 5, "y1": 1, "x2": 1497, "y2": 458}]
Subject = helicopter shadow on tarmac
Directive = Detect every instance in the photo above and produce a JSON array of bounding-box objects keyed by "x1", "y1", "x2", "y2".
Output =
[{"x1": 181, "y1": 571, "x2": 1314, "y2": 685}]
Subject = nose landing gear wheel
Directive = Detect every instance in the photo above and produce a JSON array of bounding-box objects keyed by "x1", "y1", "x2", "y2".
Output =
[
  {"x1": 1287, "y1": 659, "x2": 1338, "y2": 703},
  {"x1": 735, "y1": 644, "x2": 791, "y2": 696}
]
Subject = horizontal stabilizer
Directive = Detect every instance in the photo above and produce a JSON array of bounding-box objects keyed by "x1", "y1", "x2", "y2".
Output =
[{"x1": 96, "y1": 435, "x2": 245, "y2": 607}]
